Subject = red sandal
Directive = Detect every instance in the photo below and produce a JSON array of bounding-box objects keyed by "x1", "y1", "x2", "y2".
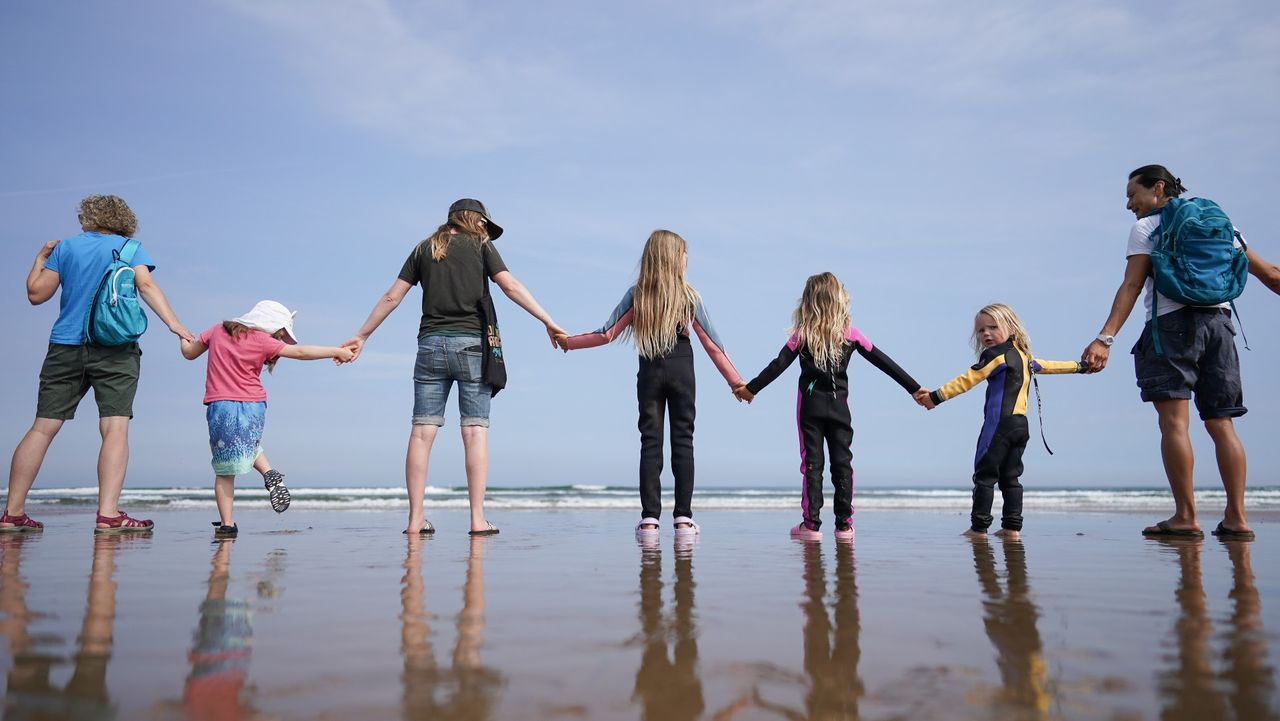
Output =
[
  {"x1": 94, "y1": 511, "x2": 154, "y2": 534},
  {"x1": 0, "y1": 512, "x2": 43, "y2": 533}
]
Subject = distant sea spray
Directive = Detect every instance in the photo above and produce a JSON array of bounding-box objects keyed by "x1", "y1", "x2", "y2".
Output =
[{"x1": 11, "y1": 485, "x2": 1280, "y2": 511}]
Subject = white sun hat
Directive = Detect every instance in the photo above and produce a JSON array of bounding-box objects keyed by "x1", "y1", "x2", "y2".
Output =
[{"x1": 231, "y1": 300, "x2": 298, "y2": 344}]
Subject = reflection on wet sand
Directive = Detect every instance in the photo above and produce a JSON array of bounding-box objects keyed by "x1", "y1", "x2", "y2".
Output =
[
  {"x1": 632, "y1": 540, "x2": 704, "y2": 721},
  {"x1": 400, "y1": 536, "x2": 502, "y2": 721},
  {"x1": 1153, "y1": 538, "x2": 1278, "y2": 721},
  {"x1": 970, "y1": 538, "x2": 1055, "y2": 719},
  {"x1": 2, "y1": 532, "x2": 150, "y2": 720}
]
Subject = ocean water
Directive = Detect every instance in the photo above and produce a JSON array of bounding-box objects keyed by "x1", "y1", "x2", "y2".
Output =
[{"x1": 10, "y1": 484, "x2": 1280, "y2": 511}]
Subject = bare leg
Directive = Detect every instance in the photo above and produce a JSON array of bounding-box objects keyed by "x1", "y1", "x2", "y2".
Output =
[
  {"x1": 252, "y1": 450, "x2": 272, "y2": 477},
  {"x1": 1148, "y1": 399, "x2": 1199, "y2": 532},
  {"x1": 3, "y1": 418, "x2": 63, "y2": 520},
  {"x1": 95, "y1": 417, "x2": 130, "y2": 521},
  {"x1": 1204, "y1": 417, "x2": 1249, "y2": 533},
  {"x1": 460, "y1": 426, "x2": 489, "y2": 532},
  {"x1": 405, "y1": 425, "x2": 440, "y2": 533},
  {"x1": 214, "y1": 475, "x2": 236, "y2": 527}
]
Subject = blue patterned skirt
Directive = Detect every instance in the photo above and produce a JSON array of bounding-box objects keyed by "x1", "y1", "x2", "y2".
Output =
[{"x1": 207, "y1": 400, "x2": 266, "y2": 476}]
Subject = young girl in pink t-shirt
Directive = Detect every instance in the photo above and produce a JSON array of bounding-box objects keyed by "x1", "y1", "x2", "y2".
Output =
[{"x1": 180, "y1": 301, "x2": 353, "y2": 537}]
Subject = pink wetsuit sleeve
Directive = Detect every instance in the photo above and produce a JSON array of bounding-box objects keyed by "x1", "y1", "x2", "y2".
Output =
[
  {"x1": 564, "y1": 308, "x2": 634, "y2": 350},
  {"x1": 692, "y1": 319, "x2": 744, "y2": 387}
]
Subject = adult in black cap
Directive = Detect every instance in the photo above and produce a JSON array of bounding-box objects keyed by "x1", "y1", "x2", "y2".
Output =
[{"x1": 343, "y1": 199, "x2": 564, "y2": 535}]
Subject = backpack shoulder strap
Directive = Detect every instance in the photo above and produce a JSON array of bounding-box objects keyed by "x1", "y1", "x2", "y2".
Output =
[{"x1": 118, "y1": 238, "x2": 141, "y2": 265}]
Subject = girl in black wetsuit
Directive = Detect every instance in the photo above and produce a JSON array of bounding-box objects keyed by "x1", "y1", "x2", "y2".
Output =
[{"x1": 734, "y1": 273, "x2": 924, "y2": 541}]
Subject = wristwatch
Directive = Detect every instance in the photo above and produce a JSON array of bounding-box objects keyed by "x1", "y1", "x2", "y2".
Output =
[{"x1": 1095, "y1": 333, "x2": 1115, "y2": 347}]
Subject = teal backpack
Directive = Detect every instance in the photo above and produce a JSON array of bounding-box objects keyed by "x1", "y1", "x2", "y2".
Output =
[
  {"x1": 83, "y1": 238, "x2": 148, "y2": 346},
  {"x1": 1148, "y1": 197, "x2": 1249, "y2": 355}
]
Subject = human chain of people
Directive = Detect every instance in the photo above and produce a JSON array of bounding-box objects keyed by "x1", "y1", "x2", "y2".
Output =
[{"x1": 4, "y1": 165, "x2": 1279, "y2": 541}]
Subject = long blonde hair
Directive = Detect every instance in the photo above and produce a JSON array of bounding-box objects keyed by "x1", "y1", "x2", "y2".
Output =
[
  {"x1": 628, "y1": 230, "x2": 698, "y2": 359},
  {"x1": 972, "y1": 303, "x2": 1031, "y2": 359},
  {"x1": 426, "y1": 210, "x2": 490, "y2": 261},
  {"x1": 791, "y1": 272, "x2": 852, "y2": 372}
]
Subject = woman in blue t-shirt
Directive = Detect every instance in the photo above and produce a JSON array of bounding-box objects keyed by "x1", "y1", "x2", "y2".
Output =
[{"x1": 2, "y1": 194, "x2": 194, "y2": 534}]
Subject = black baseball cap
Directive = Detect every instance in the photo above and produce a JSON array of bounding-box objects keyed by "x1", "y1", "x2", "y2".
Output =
[{"x1": 448, "y1": 198, "x2": 503, "y2": 240}]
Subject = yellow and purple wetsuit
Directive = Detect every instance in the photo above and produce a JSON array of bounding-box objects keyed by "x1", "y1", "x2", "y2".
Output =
[{"x1": 929, "y1": 340, "x2": 1084, "y2": 532}]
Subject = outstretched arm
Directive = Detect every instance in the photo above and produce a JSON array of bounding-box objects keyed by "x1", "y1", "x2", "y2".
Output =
[
  {"x1": 1247, "y1": 247, "x2": 1280, "y2": 295},
  {"x1": 134, "y1": 266, "x2": 195, "y2": 342},
  {"x1": 854, "y1": 344, "x2": 922, "y2": 394},
  {"x1": 744, "y1": 337, "x2": 800, "y2": 397},
  {"x1": 279, "y1": 344, "x2": 356, "y2": 362},
  {"x1": 929, "y1": 355, "x2": 1004, "y2": 406},
  {"x1": 562, "y1": 288, "x2": 635, "y2": 351},
  {"x1": 343, "y1": 279, "x2": 412, "y2": 361},
  {"x1": 1031, "y1": 359, "x2": 1088, "y2": 375},
  {"x1": 1082, "y1": 254, "x2": 1149, "y2": 372},
  {"x1": 491, "y1": 270, "x2": 564, "y2": 347}
]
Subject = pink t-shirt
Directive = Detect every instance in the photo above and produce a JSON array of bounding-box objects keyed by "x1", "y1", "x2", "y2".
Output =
[{"x1": 199, "y1": 324, "x2": 286, "y2": 404}]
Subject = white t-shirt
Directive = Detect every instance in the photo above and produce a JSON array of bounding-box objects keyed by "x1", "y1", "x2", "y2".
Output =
[{"x1": 1125, "y1": 214, "x2": 1241, "y2": 320}]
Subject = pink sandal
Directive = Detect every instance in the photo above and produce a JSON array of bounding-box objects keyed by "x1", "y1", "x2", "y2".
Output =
[
  {"x1": 94, "y1": 511, "x2": 154, "y2": 534},
  {"x1": 0, "y1": 512, "x2": 43, "y2": 533}
]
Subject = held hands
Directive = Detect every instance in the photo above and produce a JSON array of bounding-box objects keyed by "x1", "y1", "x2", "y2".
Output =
[
  {"x1": 912, "y1": 388, "x2": 936, "y2": 410},
  {"x1": 1081, "y1": 339, "x2": 1109, "y2": 373},
  {"x1": 337, "y1": 337, "x2": 364, "y2": 365},
  {"x1": 168, "y1": 322, "x2": 196, "y2": 343},
  {"x1": 732, "y1": 384, "x2": 754, "y2": 404},
  {"x1": 552, "y1": 333, "x2": 570, "y2": 352},
  {"x1": 545, "y1": 321, "x2": 569, "y2": 350},
  {"x1": 333, "y1": 345, "x2": 357, "y2": 363}
]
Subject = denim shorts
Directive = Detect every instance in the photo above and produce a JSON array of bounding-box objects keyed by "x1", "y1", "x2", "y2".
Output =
[
  {"x1": 1131, "y1": 307, "x2": 1246, "y2": 420},
  {"x1": 413, "y1": 335, "x2": 491, "y2": 427}
]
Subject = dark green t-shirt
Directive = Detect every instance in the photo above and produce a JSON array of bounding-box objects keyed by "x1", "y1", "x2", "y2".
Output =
[{"x1": 398, "y1": 234, "x2": 508, "y2": 337}]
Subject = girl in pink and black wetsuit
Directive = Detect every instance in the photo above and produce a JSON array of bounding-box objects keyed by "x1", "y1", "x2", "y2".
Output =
[
  {"x1": 557, "y1": 230, "x2": 743, "y2": 538},
  {"x1": 734, "y1": 273, "x2": 924, "y2": 541}
]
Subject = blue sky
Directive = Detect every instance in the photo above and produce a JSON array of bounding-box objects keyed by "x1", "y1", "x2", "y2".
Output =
[{"x1": 3, "y1": 0, "x2": 1278, "y2": 489}]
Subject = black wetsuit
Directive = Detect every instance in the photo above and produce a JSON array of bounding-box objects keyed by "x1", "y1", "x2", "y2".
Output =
[{"x1": 745, "y1": 327, "x2": 920, "y2": 530}]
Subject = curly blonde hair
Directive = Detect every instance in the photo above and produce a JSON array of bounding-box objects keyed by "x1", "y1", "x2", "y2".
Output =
[
  {"x1": 78, "y1": 195, "x2": 137, "y2": 237},
  {"x1": 792, "y1": 272, "x2": 852, "y2": 372},
  {"x1": 628, "y1": 230, "x2": 699, "y2": 359}
]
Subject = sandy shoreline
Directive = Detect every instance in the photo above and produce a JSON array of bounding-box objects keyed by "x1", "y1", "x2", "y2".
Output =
[{"x1": 2, "y1": 508, "x2": 1277, "y2": 720}]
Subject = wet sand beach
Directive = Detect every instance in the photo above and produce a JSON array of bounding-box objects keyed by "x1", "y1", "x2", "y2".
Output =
[{"x1": 1, "y1": 507, "x2": 1277, "y2": 720}]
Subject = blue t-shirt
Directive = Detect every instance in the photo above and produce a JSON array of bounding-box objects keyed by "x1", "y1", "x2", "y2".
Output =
[{"x1": 44, "y1": 231, "x2": 157, "y2": 345}]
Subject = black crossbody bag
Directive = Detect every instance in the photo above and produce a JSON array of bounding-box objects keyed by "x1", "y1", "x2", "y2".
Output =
[{"x1": 478, "y1": 280, "x2": 506, "y2": 396}]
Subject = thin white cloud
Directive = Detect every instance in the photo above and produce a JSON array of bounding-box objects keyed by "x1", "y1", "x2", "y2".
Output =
[{"x1": 218, "y1": 0, "x2": 611, "y2": 153}]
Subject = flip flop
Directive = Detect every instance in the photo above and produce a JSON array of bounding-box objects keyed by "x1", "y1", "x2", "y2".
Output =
[
  {"x1": 402, "y1": 520, "x2": 436, "y2": 535},
  {"x1": 468, "y1": 521, "x2": 500, "y2": 536},
  {"x1": 1211, "y1": 521, "x2": 1255, "y2": 540},
  {"x1": 1142, "y1": 520, "x2": 1204, "y2": 538}
]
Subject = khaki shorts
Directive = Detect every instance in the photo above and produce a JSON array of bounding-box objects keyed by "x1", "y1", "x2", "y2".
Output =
[{"x1": 36, "y1": 343, "x2": 142, "y2": 420}]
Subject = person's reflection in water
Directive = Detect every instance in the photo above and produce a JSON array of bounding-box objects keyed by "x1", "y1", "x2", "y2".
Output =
[
  {"x1": 400, "y1": 535, "x2": 502, "y2": 721},
  {"x1": 632, "y1": 539, "x2": 704, "y2": 721},
  {"x1": 2, "y1": 532, "x2": 148, "y2": 720},
  {"x1": 970, "y1": 538, "x2": 1054, "y2": 719},
  {"x1": 182, "y1": 539, "x2": 254, "y2": 720},
  {"x1": 798, "y1": 541, "x2": 863, "y2": 720},
  {"x1": 1154, "y1": 537, "x2": 1277, "y2": 721}
]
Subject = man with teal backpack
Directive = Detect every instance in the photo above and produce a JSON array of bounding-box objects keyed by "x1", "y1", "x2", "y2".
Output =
[
  {"x1": 1080, "y1": 165, "x2": 1268, "y2": 541},
  {"x1": 1, "y1": 195, "x2": 194, "y2": 534}
]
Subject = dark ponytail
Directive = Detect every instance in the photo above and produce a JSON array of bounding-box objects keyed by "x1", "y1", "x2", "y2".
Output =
[{"x1": 1129, "y1": 164, "x2": 1187, "y2": 197}]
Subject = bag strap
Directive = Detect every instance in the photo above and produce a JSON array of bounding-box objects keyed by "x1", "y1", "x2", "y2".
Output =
[
  {"x1": 1031, "y1": 372, "x2": 1053, "y2": 456},
  {"x1": 117, "y1": 238, "x2": 141, "y2": 266}
]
